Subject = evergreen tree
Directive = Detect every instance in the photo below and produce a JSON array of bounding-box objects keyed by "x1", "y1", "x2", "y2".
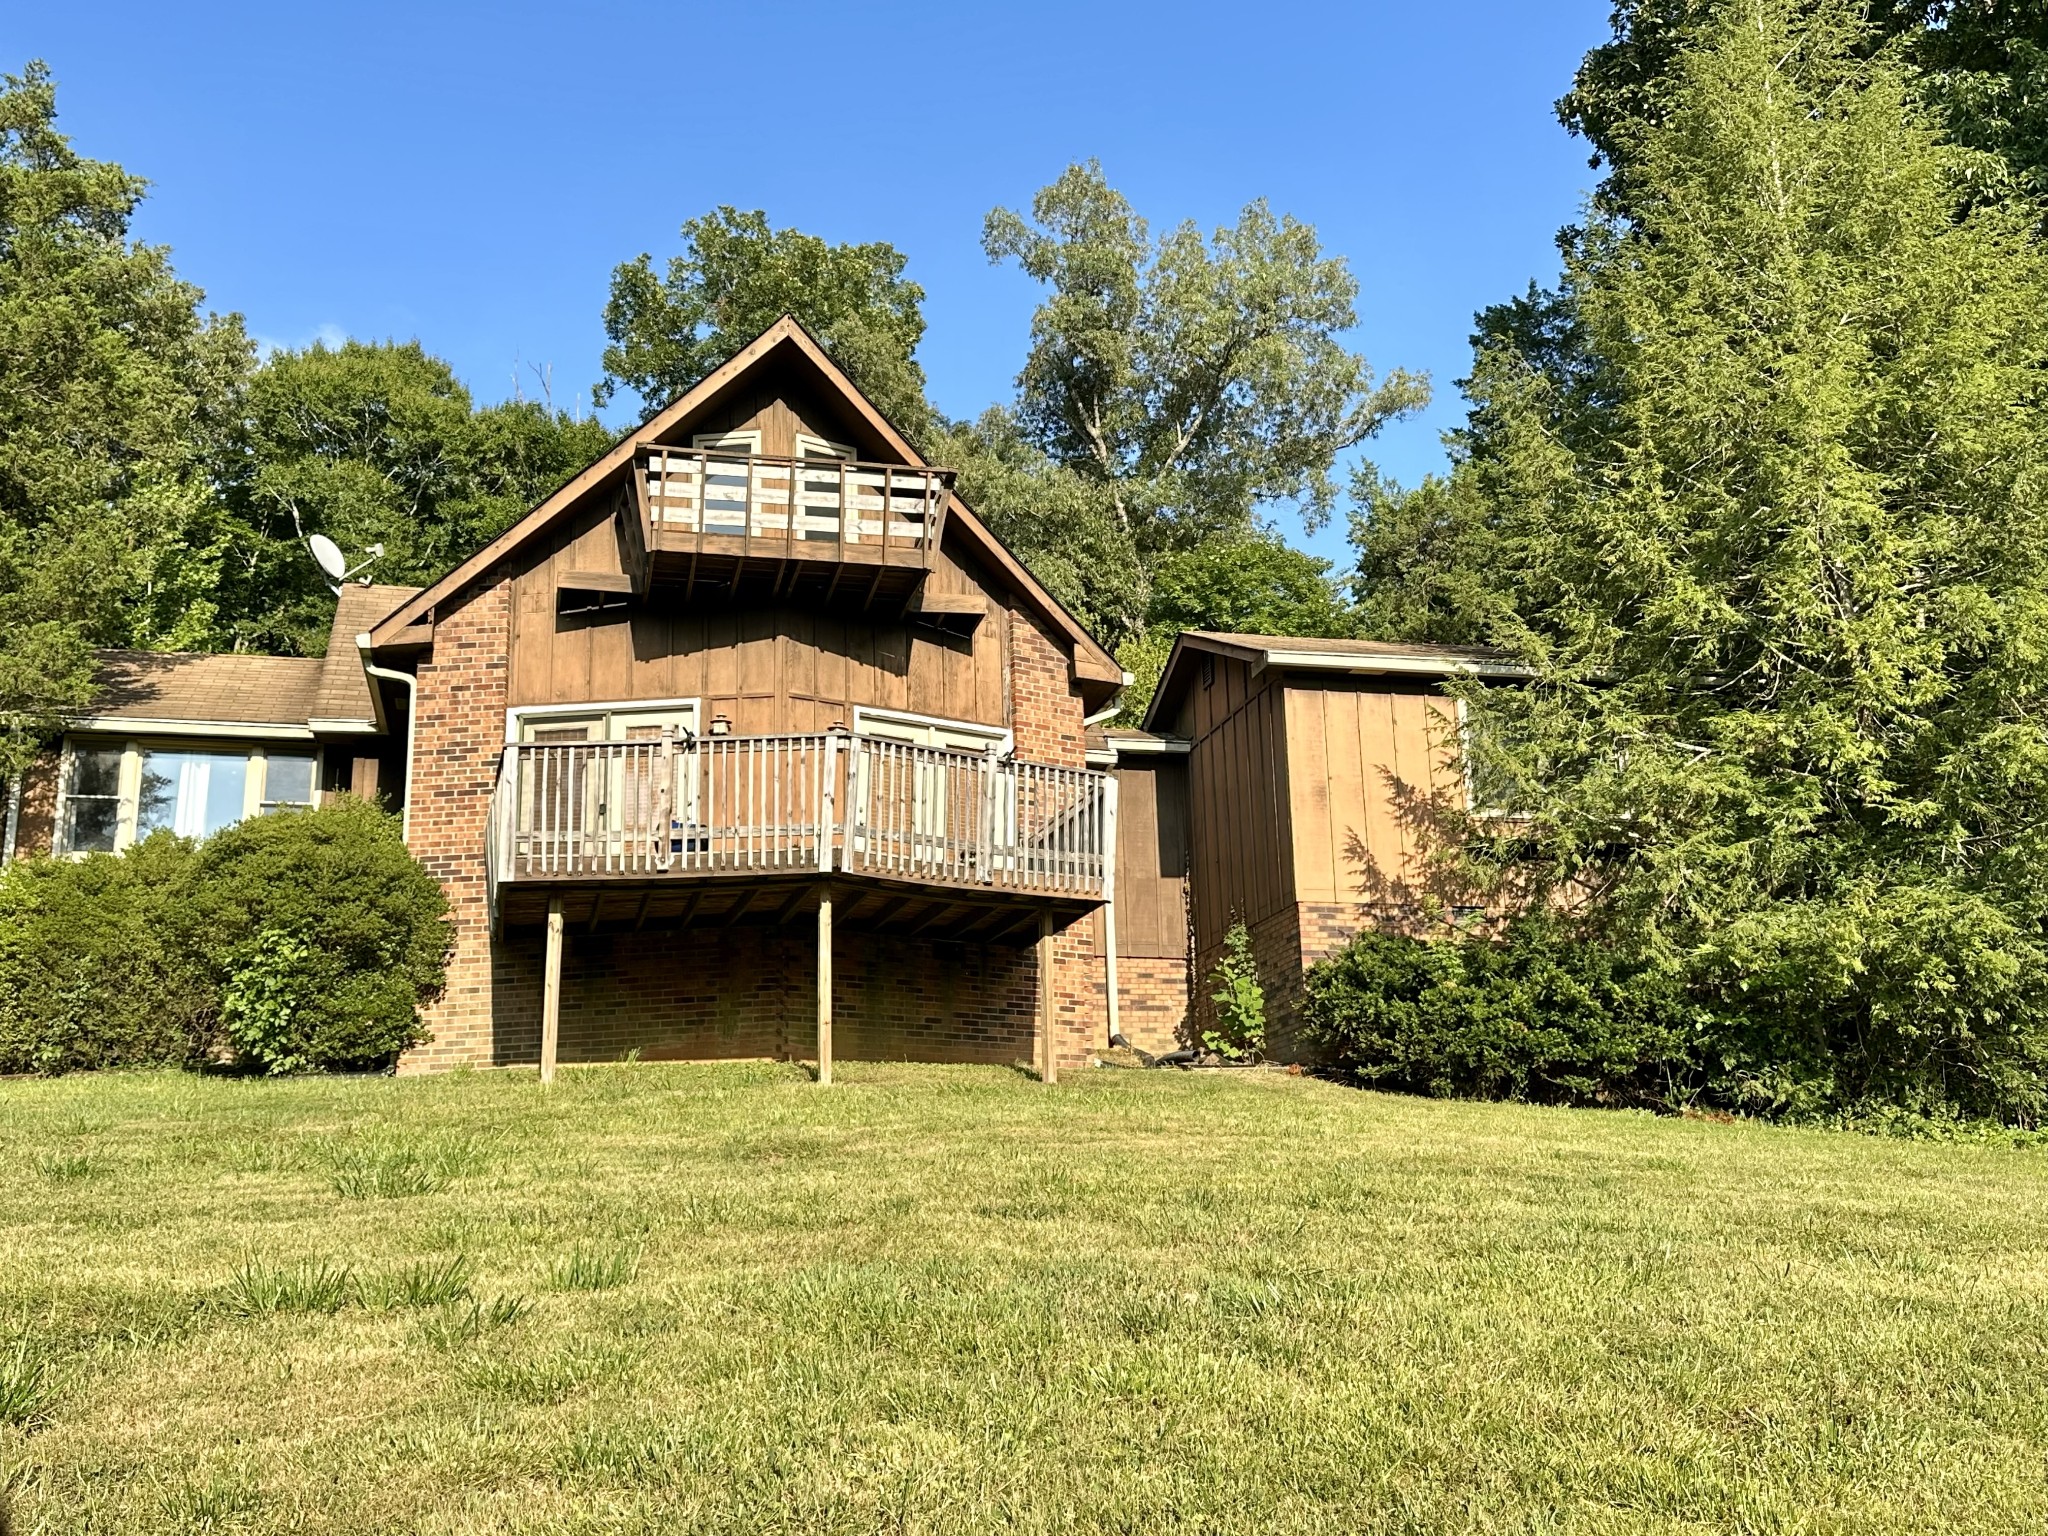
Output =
[{"x1": 1450, "y1": 0, "x2": 2048, "y2": 1120}]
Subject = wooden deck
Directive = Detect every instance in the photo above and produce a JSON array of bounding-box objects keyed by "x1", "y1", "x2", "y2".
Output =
[{"x1": 486, "y1": 732, "x2": 1112, "y2": 936}]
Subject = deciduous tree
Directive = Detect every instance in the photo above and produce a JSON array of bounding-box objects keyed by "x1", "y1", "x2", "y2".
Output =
[
  {"x1": 596, "y1": 207, "x2": 931, "y2": 436},
  {"x1": 0, "y1": 63, "x2": 250, "y2": 774}
]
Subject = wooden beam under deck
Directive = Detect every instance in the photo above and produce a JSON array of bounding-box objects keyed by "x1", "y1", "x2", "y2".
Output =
[{"x1": 495, "y1": 870, "x2": 1094, "y2": 949}]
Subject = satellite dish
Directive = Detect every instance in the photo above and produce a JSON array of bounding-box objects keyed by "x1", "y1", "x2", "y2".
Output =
[{"x1": 308, "y1": 534, "x2": 348, "y2": 582}]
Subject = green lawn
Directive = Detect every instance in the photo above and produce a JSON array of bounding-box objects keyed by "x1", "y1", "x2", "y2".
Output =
[{"x1": 2, "y1": 1063, "x2": 2045, "y2": 1534}]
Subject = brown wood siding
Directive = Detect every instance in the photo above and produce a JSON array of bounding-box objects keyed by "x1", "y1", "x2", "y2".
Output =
[
  {"x1": 666, "y1": 378, "x2": 891, "y2": 460},
  {"x1": 1282, "y1": 677, "x2": 1462, "y2": 907},
  {"x1": 1184, "y1": 657, "x2": 1295, "y2": 959},
  {"x1": 1112, "y1": 757, "x2": 1189, "y2": 959},
  {"x1": 504, "y1": 500, "x2": 1014, "y2": 733}
]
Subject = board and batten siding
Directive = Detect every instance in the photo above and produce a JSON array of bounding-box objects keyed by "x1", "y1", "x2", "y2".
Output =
[
  {"x1": 1174, "y1": 655, "x2": 1297, "y2": 963},
  {"x1": 1109, "y1": 757, "x2": 1189, "y2": 960},
  {"x1": 1281, "y1": 676, "x2": 1463, "y2": 910},
  {"x1": 503, "y1": 500, "x2": 1012, "y2": 734}
]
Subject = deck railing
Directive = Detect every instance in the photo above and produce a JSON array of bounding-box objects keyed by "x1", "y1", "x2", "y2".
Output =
[
  {"x1": 638, "y1": 448, "x2": 950, "y2": 554},
  {"x1": 490, "y1": 732, "x2": 1107, "y2": 899}
]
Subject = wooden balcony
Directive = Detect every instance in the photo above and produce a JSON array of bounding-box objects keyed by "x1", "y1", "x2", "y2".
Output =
[
  {"x1": 485, "y1": 732, "x2": 1110, "y2": 942},
  {"x1": 631, "y1": 448, "x2": 952, "y2": 607}
]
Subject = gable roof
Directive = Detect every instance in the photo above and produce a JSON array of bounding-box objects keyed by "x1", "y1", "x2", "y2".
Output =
[
  {"x1": 364, "y1": 315, "x2": 1121, "y2": 690},
  {"x1": 77, "y1": 585, "x2": 421, "y2": 739},
  {"x1": 1142, "y1": 630, "x2": 1526, "y2": 732}
]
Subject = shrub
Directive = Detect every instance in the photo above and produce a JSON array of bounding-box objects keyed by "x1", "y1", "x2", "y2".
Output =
[
  {"x1": 1302, "y1": 917, "x2": 1704, "y2": 1108},
  {"x1": 1202, "y1": 920, "x2": 1267, "y2": 1060},
  {"x1": 192, "y1": 797, "x2": 451, "y2": 1074},
  {"x1": 0, "y1": 833, "x2": 216, "y2": 1074},
  {"x1": 0, "y1": 797, "x2": 450, "y2": 1076}
]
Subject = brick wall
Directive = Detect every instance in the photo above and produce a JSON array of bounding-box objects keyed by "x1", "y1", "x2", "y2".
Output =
[
  {"x1": 496, "y1": 927, "x2": 1045, "y2": 1067},
  {"x1": 397, "y1": 577, "x2": 1114, "y2": 1075},
  {"x1": 1007, "y1": 603, "x2": 1085, "y2": 768},
  {"x1": 1113, "y1": 955, "x2": 1190, "y2": 1054},
  {"x1": 7, "y1": 748, "x2": 58, "y2": 859},
  {"x1": 400, "y1": 579, "x2": 515, "y2": 1072}
]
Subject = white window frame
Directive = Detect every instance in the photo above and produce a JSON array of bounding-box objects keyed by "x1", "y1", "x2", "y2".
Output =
[
  {"x1": 691, "y1": 430, "x2": 761, "y2": 454},
  {"x1": 794, "y1": 433, "x2": 856, "y2": 460},
  {"x1": 504, "y1": 698, "x2": 703, "y2": 745},
  {"x1": 54, "y1": 736, "x2": 324, "y2": 856},
  {"x1": 851, "y1": 706, "x2": 1012, "y2": 755}
]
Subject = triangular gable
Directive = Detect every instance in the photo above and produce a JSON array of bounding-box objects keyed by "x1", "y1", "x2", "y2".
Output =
[{"x1": 366, "y1": 315, "x2": 1120, "y2": 689}]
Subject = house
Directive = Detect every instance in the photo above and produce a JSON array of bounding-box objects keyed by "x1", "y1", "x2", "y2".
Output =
[
  {"x1": 4, "y1": 583, "x2": 418, "y2": 862},
  {"x1": 352, "y1": 316, "x2": 1126, "y2": 1079},
  {"x1": 4, "y1": 317, "x2": 1517, "y2": 1076},
  {"x1": 1111, "y1": 630, "x2": 1522, "y2": 1052}
]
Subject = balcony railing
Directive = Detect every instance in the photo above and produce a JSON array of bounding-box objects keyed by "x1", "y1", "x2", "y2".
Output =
[
  {"x1": 638, "y1": 448, "x2": 950, "y2": 557},
  {"x1": 489, "y1": 732, "x2": 1108, "y2": 901}
]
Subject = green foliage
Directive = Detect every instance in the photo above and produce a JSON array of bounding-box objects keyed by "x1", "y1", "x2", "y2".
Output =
[
  {"x1": 597, "y1": 206, "x2": 931, "y2": 435},
  {"x1": 1560, "y1": 1, "x2": 2048, "y2": 205},
  {"x1": 972, "y1": 161, "x2": 1424, "y2": 648},
  {"x1": 1303, "y1": 920, "x2": 1705, "y2": 1107},
  {"x1": 418, "y1": 1293, "x2": 531, "y2": 1351},
  {"x1": 0, "y1": 833, "x2": 214, "y2": 1074},
  {"x1": 1118, "y1": 531, "x2": 1355, "y2": 721},
  {"x1": 1426, "y1": 1, "x2": 2048, "y2": 1123},
  {"x1": 370, "y1": 1254, "x2": 475, "y2": 1311},
  {"x1": 211, "y1": 340, "x2": 611, "y2": 656},
  {"x1": 0, "y1": 63, "x2": 252, "y2": 772},
  {"x1": 0, "y1": 1335, "x2": 50, "y2": 1428},
  {"x1": 548, "y1": 1243, "x2": 641, "y2": 1293},
  {"x1": 1202, "y1": 921, "x2": 1267, "y2": 1061},
  {"x1": 0, "y1": 800, "x2": 448, "y2": 1077},
  {"x1": 222, "y1": 1260, "x2": 353, "y2": 1317},
  {"x1": 194, "y1": 797, "x2": 451, "y2": 1073}
]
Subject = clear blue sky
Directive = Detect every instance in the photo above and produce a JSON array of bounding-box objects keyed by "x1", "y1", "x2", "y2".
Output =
[{"x1": 13, "y1": 0, "x2": 1611, "y2": 566}]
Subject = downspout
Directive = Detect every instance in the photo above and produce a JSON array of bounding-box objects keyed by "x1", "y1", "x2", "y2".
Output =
[
  {"x1": 1082, "y1": 672, "x2": 1134, "y2": 1048},
  {"x1": 355, "y1": 633, "x2": 418, "y2": 842},
  {"x1": 3, "y1": 772, "x2": 20, "y2": 864}
]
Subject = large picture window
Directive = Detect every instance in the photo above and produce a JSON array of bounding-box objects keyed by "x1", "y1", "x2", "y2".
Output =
[{"x1": 57, "y1": 739, "x2": 320, "y2": 855}]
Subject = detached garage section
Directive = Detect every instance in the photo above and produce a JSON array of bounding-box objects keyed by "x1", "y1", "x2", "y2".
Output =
[{"x1": 1128, "y1": 631, "x2": 1523, "y2": 1055}]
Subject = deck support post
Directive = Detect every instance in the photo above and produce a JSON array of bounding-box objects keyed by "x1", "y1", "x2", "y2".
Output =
[
  {"x1": 816, "y1": 888, "x2": 834, "y2": 1086},
  {"x1": 1037, "y1": 910, "x2": 1058, "y2": 1084},
  {"x1": 541, "y1": 898, "x2": 564, "y2": 1087}
]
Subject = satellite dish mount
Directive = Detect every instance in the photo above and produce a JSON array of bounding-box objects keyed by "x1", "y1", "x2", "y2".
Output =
[{"x1": 306, "y1": 532, "x2": 386, "y2": 594}]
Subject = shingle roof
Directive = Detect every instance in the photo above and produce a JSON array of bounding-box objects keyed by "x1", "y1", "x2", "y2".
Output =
[
  {"x1": 313, "y1": 584, "x2": 422, "y2": 722},
  {"x1": 88, "y1": 651, "x2": 326, "y2": 728},
  {"x1": 82, "y1": 584, "x2": 421, "y2": 735},
  {"x1": 1179, "y1": 631, "x2": 1512, "y2": 667},
  {"x1": 1142, "y1": 630, "x2": 1527, "y2": 732}
]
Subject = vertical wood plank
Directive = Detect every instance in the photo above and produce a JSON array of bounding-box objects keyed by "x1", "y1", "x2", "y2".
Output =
[
  {"x1": 541, "y1": 899, "x2": 564, "y2": 1086},
  {"x1": 816, "y1": 889, "x2": 833, "y2": 1086},
  {"x1": 1037, "y1": 909, "x2": 1058, "y2": 1083}
]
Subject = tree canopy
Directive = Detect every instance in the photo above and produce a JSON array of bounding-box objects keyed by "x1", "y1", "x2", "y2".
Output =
[
  {"x1": 0, "y1": 62, "x2": 250, "y2": 775},
  {"x1": 210, "y1": 341, "x2": 610, "y2": 655},
  {"x1": 596, "y1": 207, "x2": 932, "y2": 436}
]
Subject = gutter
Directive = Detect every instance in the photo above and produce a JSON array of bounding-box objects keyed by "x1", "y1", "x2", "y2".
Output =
[
  {"x1": 1081, "y1": 670, "x2": 1135, "y2": 730},
  {"x1": 1249, "y1": 649, "x2": 1534, "y2": 680},
  {"x1": 355, "y1": 633, "x2": 418, "y2": 841}
]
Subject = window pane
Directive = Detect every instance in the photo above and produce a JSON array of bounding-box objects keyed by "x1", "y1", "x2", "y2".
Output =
[
  {"x1": 65, "y1": 795, "x2": 119, "y2": 854},
  {"x1": 263, "y1": 754, "x2": 316, "y2": 808},
  {"x1": 137, "y1": 749, "x2": 249, "y2": 840},
  {"x1": 72, "y1": 744, "x2": 123, "y2": 798}
]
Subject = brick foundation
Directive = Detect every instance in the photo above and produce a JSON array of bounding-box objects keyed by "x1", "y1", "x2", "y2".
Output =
[{"x1": 1112, "y1": 955, "x2": 1191, "y2": 1054}]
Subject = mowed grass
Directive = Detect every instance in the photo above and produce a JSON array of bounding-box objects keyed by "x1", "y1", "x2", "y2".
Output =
[{"x1": 2, "y1": 1063, "x2": 2046, "y2": 1534}]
